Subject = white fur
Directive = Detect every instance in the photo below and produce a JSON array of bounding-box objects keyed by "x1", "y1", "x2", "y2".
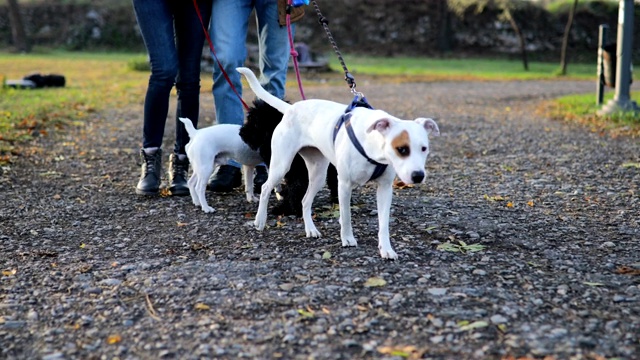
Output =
[
  {"x1": 236, "y1": 67, "x2": 439, "y2": 259},
  {"x1": 179, "y1": 117, "x2": 264, "y2": 213}
]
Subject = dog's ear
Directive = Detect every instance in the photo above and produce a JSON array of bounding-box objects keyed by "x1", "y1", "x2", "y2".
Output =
[
  {"x1": 366, "y1": 118, "x2": 392, "y2": 134},
  {"x1": 416, "y1": 117, "x2": 440, "y2": 136}
]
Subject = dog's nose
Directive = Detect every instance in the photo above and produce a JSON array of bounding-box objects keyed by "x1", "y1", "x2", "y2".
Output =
[{"x1": 411, "y1": 171, "x2": 425, "y2": 183}]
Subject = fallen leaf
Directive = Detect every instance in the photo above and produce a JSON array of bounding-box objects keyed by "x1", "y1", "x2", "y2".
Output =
[
  {"x1": 176, "y1": 221, "x2": 188, "y2": 227},
  {"x1": 484, "y1": 194, "x2": 505, "y2": 202},
  {"x1": 621, "y1": 162, "x2": 640, "y2": 168},
  {"x1": 79, "y1": 243, "x2": 86, "y2": 249},
  {"x1": 377, "y1": 345, "x2": 423, "y2": 359},
  {"x1": 364, "y1": 277, "x2": 387, "y2": 287},
  {"x1": 459, "y1": 320, "x2": 489, "y2": 331},
  {"x1": 322, "y1": 251, "x2": 331, "y2": 260},
  {"x1": 506, "y1": 202, "x2": 514, "y2": 208},
  {"x1": 527, "y1": 200, "x2": 534, "y2": 207},
  {"x1": 2, "y1": 269, "x2": 17, "y2": 276},
  {"x1": 297, "y1": 308, "x2": 314, "y2": 318},
  {"x1": 195, "y1": 303, "x2": 210, "y2": 311},
  {"x1": 616, "y1": 266, "x2": 640, "y2": 276},
  {"x1": 53, "y1": 194, "x2": 61, "y2": 200},
  {"x1": 583, "y1": 282, "x2": 605, "y2": 287},
  {"x1": 106, "y1": 334, "x2": 121, "y2": 344}
]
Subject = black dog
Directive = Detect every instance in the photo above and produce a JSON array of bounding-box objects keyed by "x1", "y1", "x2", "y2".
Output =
[{"x1": 239, "y1": 99, "x2": 338, "y2": 217}]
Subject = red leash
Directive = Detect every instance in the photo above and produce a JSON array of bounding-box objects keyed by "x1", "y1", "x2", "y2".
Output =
[
  {"x1": 192, "y1": 0, "x2": 249, "y2": 110},
  {"x1": 286, "y1": 0, "x2": 306, "y2": 100}
]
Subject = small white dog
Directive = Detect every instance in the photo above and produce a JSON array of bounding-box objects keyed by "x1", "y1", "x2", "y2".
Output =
[
  {"x1": 237, "y1": 67, "x2": 439, "y2": 259},
  {"x1": 179, "y1": 117, "x2": 264, "y2": 213}
]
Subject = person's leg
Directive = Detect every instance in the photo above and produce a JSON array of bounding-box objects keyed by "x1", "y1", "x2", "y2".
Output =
[
  {"x1": 168, "y1": 0, "x2": 212, "y2": 196},
  {"x1": 207, "y1": 0, "x2": 253, "y2": 191},
  {"x1": 255, "y1": 0, "x2": 291, "y2": 99},
  {"x1": 133, "y1": 0, "x2": 178, "y2": 150},
  {"x1": 252, "y1": 0, "x2": 291, "y2": 192},
  {"x1": 173, "y1": 0, "x2": 212, "y2": 155},
  {"x1": 210, "y1": 0, "x2": 252, "y2": 126},
  {"x1": 132, "y1": 0, "x2": 178, "y2": 195}
]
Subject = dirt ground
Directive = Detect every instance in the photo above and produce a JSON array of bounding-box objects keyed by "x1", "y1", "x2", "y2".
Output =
[{"x1": 1, "y1": 75, "x2": 639, "y2": 359}]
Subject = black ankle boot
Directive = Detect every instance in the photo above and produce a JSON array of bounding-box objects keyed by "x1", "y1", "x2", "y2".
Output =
[
  {"x1": 168, "y1": 153, "x2": 190, "y2": 196},
  {"x1": 207, "y1": 165, "x2": 242, "y2": 192},
  {"x1": 253, "y1": 165, "x2": 268, "y2": 194},
  {"x1": 136, "y1": 148, "x2": 162, "y2": 195}
]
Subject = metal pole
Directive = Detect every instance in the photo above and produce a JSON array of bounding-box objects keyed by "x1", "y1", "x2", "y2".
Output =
[
  {"x1": 596, "y1": 24, "x2": 608, "y2": 106},
  {"x1": 599, "y1": 0, "x2": 639, "y2": 114}
]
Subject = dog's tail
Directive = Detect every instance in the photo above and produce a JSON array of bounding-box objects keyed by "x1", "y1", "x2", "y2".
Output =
[
  {"x1": 236, "y1": 67, "x2": 291, "y2": 114},
  {"x1": 178, "y1": 117, "x2": 198, "y2": 139}
]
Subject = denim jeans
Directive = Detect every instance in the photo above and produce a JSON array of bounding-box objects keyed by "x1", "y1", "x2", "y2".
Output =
[
  {"x1": 133, "y1": 0, "x2": 212, "y2": 155},
  {"x1": 209, "y1": 0, "x2": 291, "y2": 167}
]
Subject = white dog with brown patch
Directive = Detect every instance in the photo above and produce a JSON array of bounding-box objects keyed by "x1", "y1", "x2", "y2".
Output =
[{"x1": 237, "y1": 67, "x2": 439, "y2": 259}]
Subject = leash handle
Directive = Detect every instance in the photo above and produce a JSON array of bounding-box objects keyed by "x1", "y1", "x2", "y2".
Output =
[
  {"x1": 311, "y1": 0, "x2": 362, "y2": 96},
  {"x1": 192, "y1": 0, "x2": 249, "y2": 111}
]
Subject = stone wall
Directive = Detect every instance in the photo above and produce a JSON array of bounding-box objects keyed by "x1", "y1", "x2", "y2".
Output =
[{"x1": 0, "y1": 0, "x2": 633, "y2": 60}]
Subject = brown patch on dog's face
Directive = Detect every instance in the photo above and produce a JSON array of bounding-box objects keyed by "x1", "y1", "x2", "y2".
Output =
[{"x1": 392, "y1": 130, "x2": 411, "y2": 158}]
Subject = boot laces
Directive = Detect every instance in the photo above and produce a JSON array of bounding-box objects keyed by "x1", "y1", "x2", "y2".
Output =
[
  {"x1": 142, "y1": 152, "x2": 159, "y2": 175},
  {"x1": 173, "y1": 158, "x2": 188, "y2": 179}
]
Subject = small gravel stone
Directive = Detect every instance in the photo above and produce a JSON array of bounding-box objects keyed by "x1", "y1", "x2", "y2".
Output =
[{"x1": 428, "y1": 288, "x2": 447, "y2": 296}]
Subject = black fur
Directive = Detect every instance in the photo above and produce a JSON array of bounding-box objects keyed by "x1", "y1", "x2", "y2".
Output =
[
  {"x1": 239, "y1": 99, "x2": 338, "y2": 217},
  {"x1": 23, "y1": 73, "x2": 66, "y2": 88}
]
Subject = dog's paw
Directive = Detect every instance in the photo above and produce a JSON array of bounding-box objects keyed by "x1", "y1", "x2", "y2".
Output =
[
  {"x1": 247, "y1": 194, "x2": 259, "y2": 203},
  {"x1": 379, "y1": 247, "x2": 398, "y2": 260},
  {"x1": 305, "y1": 226, "x2": 321, "y2": 238},
  {"x1": 201, "y1": 205, "x2": 216, "y2": 213},
  {"x1": 342, "y1": 236, "x2": 358, "y2": 247},
  {"x1": 254, "y1": 218, "x2": 266, "y2": 231}
]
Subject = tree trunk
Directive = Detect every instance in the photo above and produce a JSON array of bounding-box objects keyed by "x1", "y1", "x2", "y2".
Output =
[
  {"x1": 560, "y1": 0, "x2": 579, "y2": 75},
  {"x1": 436, "y1": 0, "x2": 452, "y2": 53},
  {"x1": 504, "y1": 8, "x2": 528, "y2": 71},
  {"x1": 7, "y1": 0, "x2": 31, "y2": 53}
]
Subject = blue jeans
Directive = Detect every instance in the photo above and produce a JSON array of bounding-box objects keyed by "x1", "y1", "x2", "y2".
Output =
[
  {"x1": 133, "y1": 0, "x2": 212, "y2": 155},
  {"x1": 209, "y1": 0, "x2": 291, "y2": 167}
]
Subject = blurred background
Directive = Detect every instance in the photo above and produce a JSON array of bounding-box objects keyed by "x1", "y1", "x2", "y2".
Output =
[{"x1": 1, "y1": 0, "x2": 635, "y2": 63}]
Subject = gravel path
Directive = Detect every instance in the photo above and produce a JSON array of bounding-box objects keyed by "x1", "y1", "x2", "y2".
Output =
[{"x1": 1, "y1": 77, "x2": 639, "y2": 359}]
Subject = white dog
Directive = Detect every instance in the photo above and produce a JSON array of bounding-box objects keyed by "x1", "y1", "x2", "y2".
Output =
[
  {"x1": 237, "y1": 67, "x2": 439, "y2": 259},
  {"x1": 179, "y1": 117, "x2": 264, "y2": 213}
]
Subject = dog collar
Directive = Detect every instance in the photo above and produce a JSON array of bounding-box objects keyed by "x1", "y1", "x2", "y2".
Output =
[{"x1": 333, "y1": 96, "x2": 388, "y2": 181}]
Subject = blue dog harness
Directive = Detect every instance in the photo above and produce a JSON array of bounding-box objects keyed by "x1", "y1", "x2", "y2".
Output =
[{"x1": 333, "y1": 96, "x2": 388, "y2": 181}]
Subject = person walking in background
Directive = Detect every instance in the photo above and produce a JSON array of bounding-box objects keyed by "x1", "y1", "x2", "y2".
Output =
[
  {"x1": 132, "y1": 0, "x2": 212, "y2": 196},
  {"x1": 206, "y1": 0, "x2": 304, "y2": 192}
]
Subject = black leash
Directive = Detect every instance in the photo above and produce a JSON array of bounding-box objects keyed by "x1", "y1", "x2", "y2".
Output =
[{"x1": 310, "y1": 0, "x2": 358, "y2": 95}]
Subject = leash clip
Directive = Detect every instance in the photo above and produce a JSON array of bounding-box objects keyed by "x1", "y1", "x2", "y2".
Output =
[
  {"x1": 350, "y1": 85, "x2": 364, "y2": 99},
  {"x1": 345, "y1": 72, "x2": 363, "y2": 98}
]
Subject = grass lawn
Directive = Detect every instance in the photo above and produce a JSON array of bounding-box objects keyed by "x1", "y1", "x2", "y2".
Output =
[
  {"x1": 544, "y1": 90, "x2": 640, "y2": 137},
  {"x1": 329, "y1": 54, "x2": 595, "y2": 81},
  {"x1": 0, "y1": 50, "x2": 636, "y2": 164},
  {"x1": 0, "y1": 51, "x2": 189, "y2": 162}
]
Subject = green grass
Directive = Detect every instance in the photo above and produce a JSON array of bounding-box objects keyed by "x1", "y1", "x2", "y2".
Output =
[
  {"x1": 328, "y1": 54, "x2": 595, "y2": 80},
  {"x1": 545, "y1": 0, "x2": 617, "y2": 16},
  {"x1": 546, "y1": 90, "x2": 640, "y2": 135},
  {"x1": 0, "y1": 50, "x2": 169, "y2": 162},
  {"x1": 0, "y1": 50, "x2": 631, "y2": 164}
]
